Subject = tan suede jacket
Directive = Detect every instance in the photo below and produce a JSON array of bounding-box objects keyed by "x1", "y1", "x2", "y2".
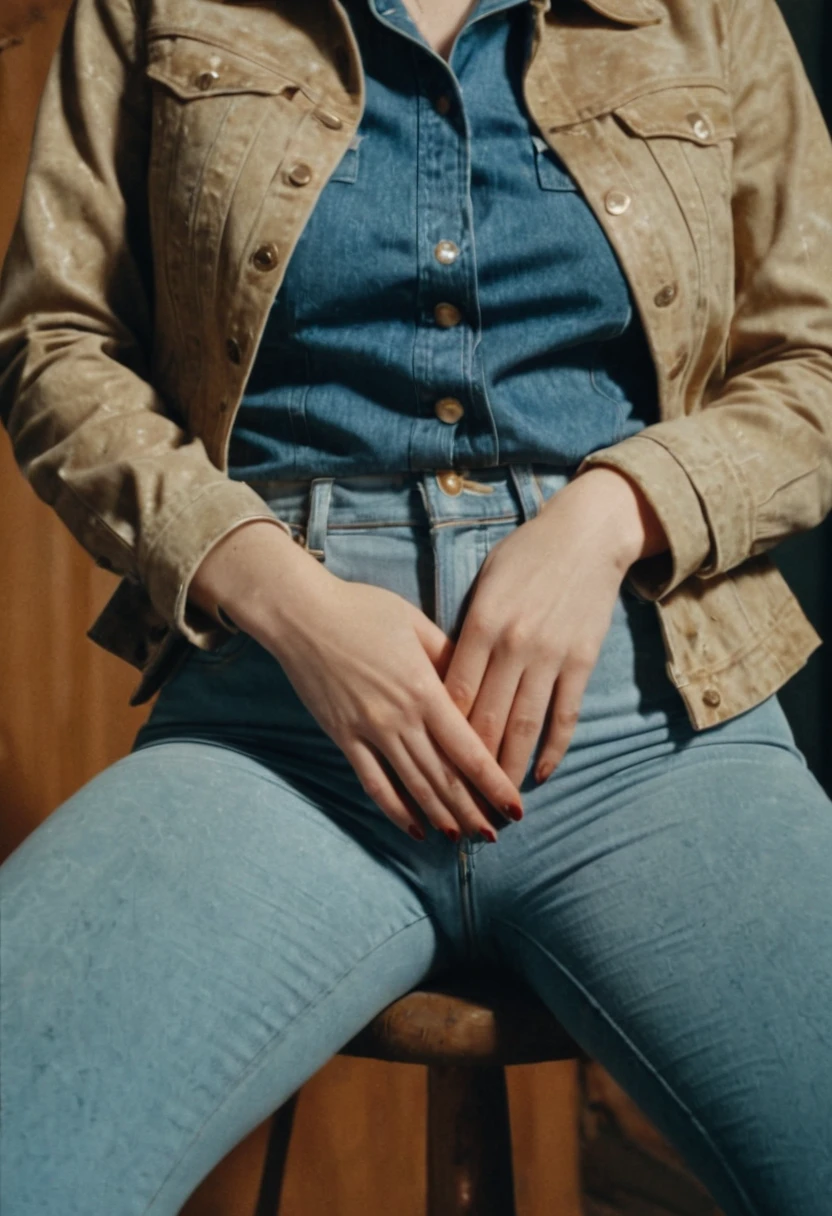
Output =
[{"x1": 0, "y1": 0, "x2": 830, "y2": 729}]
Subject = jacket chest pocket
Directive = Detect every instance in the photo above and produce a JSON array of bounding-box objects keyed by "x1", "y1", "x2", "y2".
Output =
[
  {"x1": 611, "y1": 84, "x2": 736, "y2": 354},
  {"x1": 145, "y1": 32, "x2": 311, "y2": 389}
]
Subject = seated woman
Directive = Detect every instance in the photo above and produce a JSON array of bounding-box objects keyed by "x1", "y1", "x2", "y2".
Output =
[{"x1": 1, "y1": 0, "x2": 831, "y2": 1213}]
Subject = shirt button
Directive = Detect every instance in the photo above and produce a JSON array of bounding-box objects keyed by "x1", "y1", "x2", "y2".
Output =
[
  {"x1": 434, "y1": 397, "x2": 465, "y2": 424},
  {"x1": 434, "y1": 94, "x2": 452, "y2": 115},
  {"x1": 251, "y1": 242, "x2": 279, "y2": 272},
  {"x1": 286, "y1": 161, "x2": 313, "y2": 186},
  {"x1": 688, "y1": 113, "x2": 712, "y2": 141},
  {"x1": 436, "y1": 469, "x2": 463, "y2": 496},
  {"x1": 434, "y1": 301, "x2": 462, "y2": 327},
  {"x1": 605, "y1": 189, "x2": 631, "y2": 215},
  {"x1": 434, "y1": 240, "x2": 460, "y2": 265},
  {"x1": 702, "y1": 687, "x2": 722, "y2": 708},
  {"x1": 194, "y1": 70, "x2": 219, "y2": 91}
]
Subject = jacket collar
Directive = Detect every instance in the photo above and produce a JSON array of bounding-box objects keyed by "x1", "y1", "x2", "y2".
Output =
[{"x1": 531, "y1": 0, "x2": 663, "y2": 26}]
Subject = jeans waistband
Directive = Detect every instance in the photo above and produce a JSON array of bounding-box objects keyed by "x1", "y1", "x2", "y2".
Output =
[{"x1": 243, "y1": 464, "x2": 576, "y2": 556}]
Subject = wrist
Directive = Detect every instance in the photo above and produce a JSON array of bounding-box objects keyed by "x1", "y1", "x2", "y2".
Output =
[
  {"x1": 564, "y1": 466, "x2": 670, "y2": 570},
  {"x1": 188, "y1": 519, "x2": 332, "y2": 651}
]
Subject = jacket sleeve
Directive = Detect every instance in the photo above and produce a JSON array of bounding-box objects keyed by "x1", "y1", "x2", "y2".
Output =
[
  {"x1": 0, "y1": 0, "x2": 292, "y2": 648},
  {"x1": 575, "y1": 0, "x2": 832, "y2": 602}
]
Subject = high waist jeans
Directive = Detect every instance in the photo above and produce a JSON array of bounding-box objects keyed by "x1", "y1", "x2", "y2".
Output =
[{"x1": 2, "y1": 466, "x2": 831, "y2": 1216}]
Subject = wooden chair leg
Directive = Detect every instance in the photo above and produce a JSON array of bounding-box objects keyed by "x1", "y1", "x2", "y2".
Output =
[
  {"x1": 254, "y1": 1091, "x2": 299, "y2": 1216},
  {"x1": 427, "y1": 1064, "x2": 516, "y2": 1216}
]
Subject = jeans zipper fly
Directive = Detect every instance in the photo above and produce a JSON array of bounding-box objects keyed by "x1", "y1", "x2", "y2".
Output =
[{"x1": 458, "y1": 840, "x2": 475, "y2": 958}]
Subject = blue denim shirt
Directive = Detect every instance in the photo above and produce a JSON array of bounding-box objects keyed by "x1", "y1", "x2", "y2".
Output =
[{"x1": 227, "y1": 0, "x2": 658, "y2": 481}]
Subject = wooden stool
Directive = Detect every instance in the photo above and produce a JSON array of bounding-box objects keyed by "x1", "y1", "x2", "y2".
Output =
[{"x1": 254, "y1": 968, "x2": 584, "y2": 1215}]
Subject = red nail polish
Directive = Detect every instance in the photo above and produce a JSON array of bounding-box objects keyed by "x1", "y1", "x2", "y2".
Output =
[
  {"x1": 444, "y1": 827, "x2": 461, "y2": 843},
  {"x1": 504, "y1": 803, "x2": 523, "y2": 821},
  {"x1": 481, "y1": 827, "x2": 498, "y2": 844},
  {"x1": 408, "y1": 825, "x2": 426, "y2": 841}
]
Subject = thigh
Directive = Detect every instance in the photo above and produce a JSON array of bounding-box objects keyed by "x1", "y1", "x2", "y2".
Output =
[
  {"x1": 478, "y1": 702, "x2": 832, "y2": 1216},
  {"x1": 0, "y1": 741, "x2": 442, "y2": 1216}
]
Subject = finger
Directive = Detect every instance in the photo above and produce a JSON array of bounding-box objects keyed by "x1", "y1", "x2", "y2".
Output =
[
  {"x1": 534, "y1": 656, "x2": 594, "y2": 782},
  {"x1": 347, "y1": 738, "x2": 428, "y2": 840},
  {"x1": 497, "y1": 662, "x2": 557, "y2": 791},
  {"x1": 425, "y1": 691, "x2": 525, "y2": 820},
  {"x1": 440, "y1": 611, "x2": 494, "y2": 719},
  {"x1": 398, "y1": 729, "x2": 500, "y2": 839},
  {"x1": 466, "y1": 643, "x2": 525, "y2": 761}
]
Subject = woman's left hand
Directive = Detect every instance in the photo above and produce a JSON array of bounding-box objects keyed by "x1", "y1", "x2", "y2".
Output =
[{"x1": 441, "y1": 467, "x2": 668, "y2": 790}]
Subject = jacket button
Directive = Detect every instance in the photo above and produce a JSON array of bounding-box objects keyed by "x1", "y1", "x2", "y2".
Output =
[
  {"x1": 314, "y1": 108, "x2": 344, "y2": 129},
  {"x1": 654, "y1": 282, "x2": 678, "y2": 307},
  {"x1": 195, "y1": 70, "x2": 219, "y2": 91},
  {"x1": 434, "y1": 397, "x2": 465, "y2": 424},
  {"x1": 286, "y1": 161, "x2": 313, "y2": 186},
  {"x1": 436, "y1": 469, "x2": 463, "y2": 496},
  {"x1": 251, "y1": 242, "x2": 279, "y2": 271},
  {"x1": 702, "y1": 687, "x2": 721, "y2": 708},
  {"x1": 605, "y1": 190, "x2": 631, "y2": 215},
  {"x1": 434, "y1": 301, "x2": 462, "y2": 327},
  {"x1": 226, "y1": 337, "x2": 242, "y2": 364}
]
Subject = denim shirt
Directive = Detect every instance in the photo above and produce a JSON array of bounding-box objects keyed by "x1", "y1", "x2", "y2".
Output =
[{"x1": 227, "y1": 0, "x2": 659, "y2": 480}]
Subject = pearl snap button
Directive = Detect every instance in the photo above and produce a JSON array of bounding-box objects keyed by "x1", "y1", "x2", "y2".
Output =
[
  {"x1": 195, "y1": 70, "x2": 219, "y2": 91},
  {"x1": 434, "y1": 94, "x2": 452, "y2": 116},
  {"x1": 434, "y1": 302, "x2": 462, "y2": 328},
  {"x1": 434, "y1": 397, "x2": 465, "y2": 424},
  {"x1": 702, "y1": 687, "x2": 722, "y2": 708},
  {"x1": 605, "y1": 190, "x2": 631, "y2": 215},
  {"x1": 434, "y1": 240, "x2": 460, "y2": 265},
  {"x1": 436, "y1": 470, "x2": 463, "y2": 496}
]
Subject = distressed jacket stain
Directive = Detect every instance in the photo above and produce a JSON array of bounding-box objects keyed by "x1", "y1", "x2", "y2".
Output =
[{"x1": 0, "y1": 0, "x2": 830, "y2": 729}]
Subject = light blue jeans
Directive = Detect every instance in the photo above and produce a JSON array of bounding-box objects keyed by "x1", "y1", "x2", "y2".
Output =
[{"x1": 2, "y1": 466, "x2": 831, "y2": 1216}]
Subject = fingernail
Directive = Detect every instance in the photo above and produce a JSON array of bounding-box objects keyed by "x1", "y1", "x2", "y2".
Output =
[
  {"x1": 444, "y1": 827, "x2": 461, "y2": 843},
  {"x1": 536, "y1": 762, "x2": 554, "y2": 784},
  {"x1": 481, "y1": 827, "x2": 498, "y2": 844},
  {"x1": 503, "y1": 803, "x2": 523, "y2": 821},
  {"x1": 408, "y1": 825, "x2": 426, "y2": 841}
]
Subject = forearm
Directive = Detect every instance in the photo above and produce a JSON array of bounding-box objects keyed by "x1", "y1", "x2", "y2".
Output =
[{"x1": 188, "y1": 519, "x2": 333, "y2": 657}]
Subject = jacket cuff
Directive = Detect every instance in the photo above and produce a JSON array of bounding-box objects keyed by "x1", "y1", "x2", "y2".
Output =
[
  {"x1": 141, "y1": 478, "x2": 294, "y2": 648},
  {"x1": 576, "y1": 434, "x2": 713, "y2": 600}
]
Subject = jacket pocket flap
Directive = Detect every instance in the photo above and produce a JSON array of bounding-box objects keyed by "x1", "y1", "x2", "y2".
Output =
[
  {"x1": 146, "y1": 34, "x2": 302, "y2": 100},
  {"x1": 613, "y1": 85, "x2": 736, "y2": 143}
]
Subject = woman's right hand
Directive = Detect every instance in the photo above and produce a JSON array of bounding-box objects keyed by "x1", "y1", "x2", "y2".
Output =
[{"x1": 189, "y1": 520, "x2": 524, "y2": 841}]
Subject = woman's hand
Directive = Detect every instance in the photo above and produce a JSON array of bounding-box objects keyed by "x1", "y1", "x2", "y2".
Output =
[
  {"x1": 441, "y1": 468, "x2": 668, "y2": 789},
  {"x1": 188, "y1": 521, "x2": 524, "y2": 842}
]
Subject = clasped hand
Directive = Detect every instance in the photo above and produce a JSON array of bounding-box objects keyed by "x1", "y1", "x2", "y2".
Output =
[{"x1": 441, "y1": 468, "x2": 659, "y2": 791}]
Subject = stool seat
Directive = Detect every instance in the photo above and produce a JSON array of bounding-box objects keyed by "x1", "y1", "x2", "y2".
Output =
[
  {"x1": 341, "y1": 967, "x2": 581, "y2": 1066},
  {"x1": 255, "y1": 967, "x2": 586, "y2": 1216}
]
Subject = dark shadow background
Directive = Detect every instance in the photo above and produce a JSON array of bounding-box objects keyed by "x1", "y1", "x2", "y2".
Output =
[{"x1": 769, "y1": 0, "x2": 831, "y2": 793}]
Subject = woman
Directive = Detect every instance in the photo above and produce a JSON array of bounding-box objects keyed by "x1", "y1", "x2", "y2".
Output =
[{"x1": 1, "y1": 0, "x2": 831, "y2": 1211}]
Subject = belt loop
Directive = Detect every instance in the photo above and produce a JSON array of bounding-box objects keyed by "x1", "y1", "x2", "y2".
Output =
[
  {"x1": 305, "y1": 477, "x2": 335, "y2": 561},
  {"x1": 507, "y1": 464, "x2": 543, "y2": 523}
]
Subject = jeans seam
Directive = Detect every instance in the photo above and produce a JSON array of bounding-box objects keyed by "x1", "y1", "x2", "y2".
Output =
[
  {"x1": 144, "y1": 912, "x2": 432, "y2": 1214},
  {"x1": 494, "y1": 916, "x2": 760, "y2": 1216}
]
